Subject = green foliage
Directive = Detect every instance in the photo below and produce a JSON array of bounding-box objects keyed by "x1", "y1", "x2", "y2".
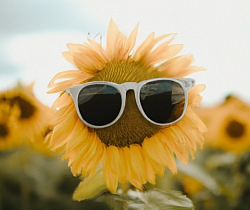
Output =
[
  {"x1": 126, "y1": 189, "x2": 194, "y2": 210},
  {"x1": 95, "y1": 193, "x2": 128, "y2": 210},
  {"x1": 93, "y1": 188, "x2": 195, "y2": 210}
]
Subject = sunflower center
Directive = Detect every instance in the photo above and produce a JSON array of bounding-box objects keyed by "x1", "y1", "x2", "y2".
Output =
[
  {"x1": 12, "y1": 97, "x2": 36, "y2": 119},
  {"x1": 91, "y1": 60, "x2": 162, "y2": 147},
  {"x1": 226, "y1": 120, "x2": 245, "y2": 138},
  {"x1": 0, "y1": 124, "x2": 8, "y2": 138}
]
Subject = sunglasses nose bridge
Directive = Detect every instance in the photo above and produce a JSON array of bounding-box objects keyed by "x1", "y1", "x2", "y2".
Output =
[{"x1": 122, "y1": 82, "x2": 137, "y2": 92}]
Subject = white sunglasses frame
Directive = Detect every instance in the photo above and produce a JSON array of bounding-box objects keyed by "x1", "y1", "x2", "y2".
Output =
[{"x1": 66, "y1": 78, "x2": 195, "y2": 129}]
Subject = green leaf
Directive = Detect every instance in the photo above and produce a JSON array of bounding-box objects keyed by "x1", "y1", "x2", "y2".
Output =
[
  {"x1": 95, "y1": 193, "x2": 128, "y2": 210},
  {"x1": 126, "y1": 189, "x2": 194, "y2": 210}
]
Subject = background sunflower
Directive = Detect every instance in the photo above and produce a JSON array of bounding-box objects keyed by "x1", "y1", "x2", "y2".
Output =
[
  {"x1": 195, "y1": 95, "x2": 250, "y2": 153},
  {"x1": 0, "y1": 102, "x2": 21, "y2": 150},
  {"x1": 0, "y1": 83, "x2": 53, "y2": 154}
]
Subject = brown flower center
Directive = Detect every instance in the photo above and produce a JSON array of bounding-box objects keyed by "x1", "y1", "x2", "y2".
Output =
[
  {"x1": 12, "y1": 97, "x2": 36, "y2": 119},
  {"x1": 90, "y1": 60, "x2": 162, "y2": 147},
  {"x1": 0, "y1": 124, "x2": 8, "y2": 138},
  {"x1": 226, "y1": 120, "x2": 245, "y2": 138}
]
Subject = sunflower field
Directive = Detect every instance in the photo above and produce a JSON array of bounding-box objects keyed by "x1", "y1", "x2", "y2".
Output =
[{"x1": 0, "y1": 18, "x2": 250, "y2": 210}]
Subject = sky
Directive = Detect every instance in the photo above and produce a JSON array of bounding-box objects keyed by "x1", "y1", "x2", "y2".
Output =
[{"x1": 1, "y1": 0, "x2": 250, "y2": 107}]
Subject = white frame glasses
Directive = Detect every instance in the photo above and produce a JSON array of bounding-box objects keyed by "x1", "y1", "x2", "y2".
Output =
[{"x1": 66, "y1": 78, "x2": 195, "y2": 129}]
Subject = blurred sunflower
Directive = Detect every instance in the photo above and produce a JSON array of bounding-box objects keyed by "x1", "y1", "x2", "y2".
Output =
[
  {"x1": 47, "y1": 19, "x2": 207, "y2": 199},
  {"x1": 180, "y1": 175, "x2": 204, "y2": 195},
  {"x1": 0, "y1": 102, "x2": 21, "y2": 150},
  {"x1": 0, "y1": 83, "x2": 53, "y2": 154},
  {"x1": 195, "y1": 95, "x2": 250, "y2": 153}
]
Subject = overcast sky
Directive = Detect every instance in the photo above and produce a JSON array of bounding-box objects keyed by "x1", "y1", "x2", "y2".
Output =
[{"x1": 1, "y1": 0, "x2": 250, "y2": 106}]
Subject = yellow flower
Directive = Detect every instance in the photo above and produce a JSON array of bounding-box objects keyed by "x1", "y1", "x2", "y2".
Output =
[
  {"x1": 195, "y1": 95, "x2": 250, "y2": 153},
  {"x1": 47, "y1": 19, "x2": 207, "y2": 198},
  {"x1": 0, "y1": 83, "x2": 53, "y2": 154},
  {"x1": 180, "y1": 175, "x2": 204, "y2": 195},
  {"x1": 0, "y1": 102, "x2": 21, "y2": 150}
]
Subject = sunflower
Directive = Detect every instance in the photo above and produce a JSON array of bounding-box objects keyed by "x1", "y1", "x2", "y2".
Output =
[
  {"x1": 180, "y1": 175, "x2": 204, "y2": 195},
  {"x1": 47, "y1": 19, "x2": 207, "y2": 199},
  {"x1": 0, "y1": 102, "x2": 21, "y2": 150},
  {"x1": 0, "y1": 83, "x2": 53, "y2": 154},
  {"x1": 195, "y1": 95, "x2": 250, "y2": 153}
]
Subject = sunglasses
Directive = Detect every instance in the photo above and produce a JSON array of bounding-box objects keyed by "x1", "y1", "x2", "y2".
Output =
[{"x1": 66, "y1": 78, "x2": 195, "y2": 129}]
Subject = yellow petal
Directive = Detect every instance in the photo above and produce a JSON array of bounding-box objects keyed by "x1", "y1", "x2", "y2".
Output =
[
  {"x1": 48, "y1": 78, "x2": 82, "y2": 89},
  {"x1": 87, "y1": 38, "x2": 109, "y2": 63},
  {"x1": 106, "y1": 18, "x2": 120, "y2": 59},
  {"x1": 55, "y1": 145, "x2": 66, "y2": 155},
  {"x1": 88, "y1": 141, "x2": 105, "y2": 177},
  {"x1": 152, "y1": 33, "x2": 175, "y2": 47},
  {"x1": 26, "y1": 81, "x2": 35, "y2": 92},
  {"x1": 67, "y1": 43, "x2": 88, "y2": 53},
  {"x1": 178, "y1": 118, "x2": 204, "y2": 148},
  {"x1": 118, "y1": 148, "x2": 129, "y2": 185},
  {"x1": 130, "y1": 145, "x2": 147, "y2": 184},
  {"x1": 132, "y1": 32, "x2": 155, "y2": 62},
  {"x1": 103, "y1": 146, "x2": 118, "y2": 194},
  {"x1": 143, "y1": 136, "x2": 177, "y2": 173},
  {"x1": 73, "y1": 53, "x2": 104, "y2": 73},
  {"x1": 71, "y1": 133, "x2": 98, "y2": 175},
  {"x1": 73, "y1": 169, "x2": 108, "y2": 201},
  {"x1": 190, "y1": 95, "x2": 203, "y2": 108},
  {"x1": 188, "y1": 84, "x2": 206, "y2": 108},
  {"x1": 142, "y1": 137, "x2": 164, "y2": 164},
  {"x1": 106, "y1": 146, "x2": 120, "y2": 175},
  {"x1": 49, "y1": 105, "x2": 76, "y2": 148},
  {"x1": 143, "y1": 149, "x2": 165, "y2": 177},
  {"x1": 154, "y1": 134, "x2": 177, "y2": 173},
  {"x1": 141, "y1": 147, "x2": 156, "y2": 184},
  {"x1": 123, "y1": 146, "x2": 144, "y2": 190},
  {"x1": 65, "y1": 120, "x2": 86, "y2": 152},
  {"x1": 62, "y1": 51, "x2": 75, "y2": 65},
  {"x1": 114, "y1": 32, "x2": 128, "y2": 60},
  {"x1": 127, "y1": 23, "x2": 139, "y2": 54},
  {"x1": 48, "y1": 70, "x2": 89, "y2": 88},
  {"x1": 160, "y1": 128, "x2": 188, "y2": 163},
  {"x1": 69, "y1": 136, "x2": 92, "y2": 169},
  {"x1": 44, "y1": 130, "x2": 52, "y2": 144},
  {"x1": 185, "y1": 108, "x2": 208, "y2": 132},
  {"x1": 171, "y1": 66, "x2": 206, "y2": 78},
  {"x1": 63, "y1": 124, "x2": 88, "y2": 164},
  {"x1": 70, "y1": 43, "x2": 107, "y2": 66},
  {"x1": 189, "y1": 84, "x2": 206, "y2": 98},
  {"x1": 50, "y1": 116, "x2": 77, "y2": 150},
  {"x1": 158, "y1": 54, "x2": 195, "y2": 77},
  {"x1": 51, "y1": 92, "x2": 73, "y2": 109},
  {"x1": 49, "y1": 104, "x2": 74, "y2": 127},
  {"x1": 176, "y1": 125, "x2": 197, "y2": 151},
  {"x1": 47, "y1": 81, "x2": 81, "y2": 94},
  {"x1": 148, "y1": 44, "x2": 184, "y2": 66},
  {"x1": 145, "y1": 33, "x2": 177, "y2": 63}
]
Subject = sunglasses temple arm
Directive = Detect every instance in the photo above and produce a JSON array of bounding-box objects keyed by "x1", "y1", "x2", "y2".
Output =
[
  {"x1": 65, "y1": 86, "x2": 81, "y2": 99},
  {"x1": 181, "y1": 78, "x2": 196, "y2": 91}
]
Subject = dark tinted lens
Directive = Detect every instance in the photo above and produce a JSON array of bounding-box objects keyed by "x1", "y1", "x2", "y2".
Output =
[
  {"x1": 78, "y1": 84, "x2": 121, "y2": 126},
  {"x1": 140, "y1": 80, "x2": 185, "y2": 124}
]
